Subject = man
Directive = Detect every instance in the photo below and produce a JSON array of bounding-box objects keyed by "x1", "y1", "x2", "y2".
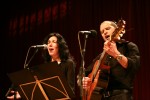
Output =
[{"x1": 81, "y1": 20, "x2": 140, "y2": 100}]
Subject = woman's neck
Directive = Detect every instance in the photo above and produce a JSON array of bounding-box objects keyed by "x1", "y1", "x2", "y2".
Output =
[{"x1": 51, "y1": 57, "x2": 61, "y2": 64}]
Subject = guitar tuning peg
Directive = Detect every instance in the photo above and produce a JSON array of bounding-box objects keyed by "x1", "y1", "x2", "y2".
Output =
[
  {"x1": 119, "y1": 34, "x2": 123, "y2": 37},
  {"x1": 122, "y1": 29, "x2": 125, "y2": 34}
]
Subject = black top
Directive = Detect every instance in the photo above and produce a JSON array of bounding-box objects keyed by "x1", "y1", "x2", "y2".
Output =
[
  {"x1": 58, "y1": 59, "x2": 76, "y2": 92},
  {"x1": 85, "y1": 40, "x2": 140, "y2": 91}
]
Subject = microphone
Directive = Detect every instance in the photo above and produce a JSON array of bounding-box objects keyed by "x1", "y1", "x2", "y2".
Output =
[
  {"x1": 79, "y1": 30, "x2": 97, "y2": 37},
  {"x1": 31, "y1": 44, "x2": 47, "y2": 49}
]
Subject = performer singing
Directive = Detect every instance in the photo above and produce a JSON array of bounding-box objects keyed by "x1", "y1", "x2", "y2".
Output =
[
  {"x1": 80, "y1": 20, "x2": 140, "y2": 100},
  {"x1": 7, "y1": 33, "x2": 76, "y2": 99}
]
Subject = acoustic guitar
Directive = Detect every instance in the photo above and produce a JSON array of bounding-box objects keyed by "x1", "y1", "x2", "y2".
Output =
[{"x1": 82, "y1": 19, "x2": 126, "y2": 100}]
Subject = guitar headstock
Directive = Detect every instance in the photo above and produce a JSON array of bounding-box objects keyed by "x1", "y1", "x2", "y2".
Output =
[{"x1": 111, "y1": 19, "x2": 126, "y2": 41}]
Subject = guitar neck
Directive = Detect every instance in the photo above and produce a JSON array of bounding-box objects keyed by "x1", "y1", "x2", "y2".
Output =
[{"x1": 92, "y1": 50, "x2": 107, "y2": 79}]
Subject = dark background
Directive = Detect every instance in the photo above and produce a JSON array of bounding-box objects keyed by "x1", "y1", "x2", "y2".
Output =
[{"x1": 1, "y1": 0, "x2": 150, "y2": 99}]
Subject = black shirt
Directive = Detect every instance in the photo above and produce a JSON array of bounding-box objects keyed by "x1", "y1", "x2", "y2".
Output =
[
  {"x1": 85, "y1": 40, "x2": 140, "y2": 91},
  {"x1": 59, "y1": 59, "x2": 76, "y2": 92}
]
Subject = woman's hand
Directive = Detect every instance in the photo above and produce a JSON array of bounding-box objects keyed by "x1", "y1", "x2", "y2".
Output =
[{"x1": 7, "y1": 91, "x2": 21, "y2": 99}]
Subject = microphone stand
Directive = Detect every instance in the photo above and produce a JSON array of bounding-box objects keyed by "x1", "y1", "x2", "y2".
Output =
[
  {"x1": 24, "y1": 46, "x2": 39, "y2": 69},
  {"x1": 78, "y1": 32, "x2": 89, "y2": 97},
  {"x1": 5, "y1": 46, "x2": 39, "y2": 99}
]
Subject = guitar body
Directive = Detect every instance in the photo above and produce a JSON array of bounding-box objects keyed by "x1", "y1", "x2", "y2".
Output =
[{"x1": 86, "y1": 60, "x2": 110, "y2": 100}]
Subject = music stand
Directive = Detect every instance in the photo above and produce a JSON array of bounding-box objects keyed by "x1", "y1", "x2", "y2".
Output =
[{"x1": 7, "y1": 62, "x2": 75, "y2": 100}]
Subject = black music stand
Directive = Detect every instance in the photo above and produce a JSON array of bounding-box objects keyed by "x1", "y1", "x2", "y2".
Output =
[{"x1": 7, "y1": 62, "x2": 75, "y2": 100}]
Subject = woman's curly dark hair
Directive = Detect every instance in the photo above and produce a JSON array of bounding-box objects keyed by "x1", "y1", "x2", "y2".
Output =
[{"x1": 42, "y1": 33, "x2": 74, "y2": 62}]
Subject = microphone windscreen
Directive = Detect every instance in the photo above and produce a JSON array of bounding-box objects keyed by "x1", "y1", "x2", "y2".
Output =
[{"x1": 90, "y1": 30, "x2": 97, "y2": 37}]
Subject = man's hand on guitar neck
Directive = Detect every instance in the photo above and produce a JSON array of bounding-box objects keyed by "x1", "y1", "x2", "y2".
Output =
[
  {"x1": 103, "y1": 41, "x2": 120, "y2": 58},
  {"x1": 103, "y1": 41, "x2": 128, "y2": 68}
]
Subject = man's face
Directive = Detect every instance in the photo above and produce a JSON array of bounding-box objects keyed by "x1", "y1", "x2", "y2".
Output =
[{"x1": 100, "y1": 22, "x2": 116, "y2": 41}]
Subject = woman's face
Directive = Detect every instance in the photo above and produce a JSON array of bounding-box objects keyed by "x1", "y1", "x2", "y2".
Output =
[
  {"x1": 47, "y1": 36, "x2": 59, "y2": 58},
  {"x1": 100, "y1": 22, "x2": 116, "y2": 41}
]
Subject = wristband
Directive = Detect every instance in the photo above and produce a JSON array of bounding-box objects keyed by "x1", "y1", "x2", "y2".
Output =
[{"x1": 116, "y1": 54, "x2": 123, "y2": 61}]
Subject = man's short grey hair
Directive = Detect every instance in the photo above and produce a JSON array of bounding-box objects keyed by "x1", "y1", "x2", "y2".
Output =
[{"x1": 101, "y1": 21, "x2": 117, "y2": 28}]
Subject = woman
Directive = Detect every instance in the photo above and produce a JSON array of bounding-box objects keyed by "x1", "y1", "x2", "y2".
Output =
[
  {"x1": 7, "y1": 33, "x2": 76, "y2": 99},
  {"x1": 42, "y1": 32, "x2": 76, "y2": 92}
]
